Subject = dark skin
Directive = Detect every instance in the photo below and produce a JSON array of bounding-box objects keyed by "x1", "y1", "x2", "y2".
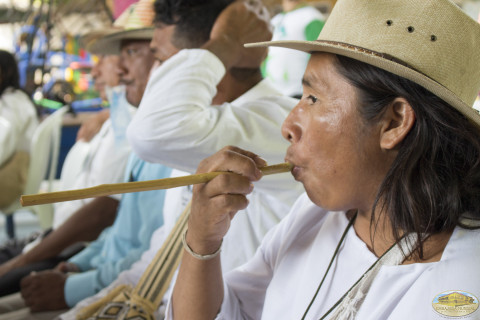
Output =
[
  {"x1": 20, "y1": 261, "x2": 80, "y2": 311},
  {"x1": 21, "y1": 271, "x2": 66, "y2": 311}
]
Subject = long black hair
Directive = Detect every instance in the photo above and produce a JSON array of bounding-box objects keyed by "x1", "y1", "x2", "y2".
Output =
[
  {"x1": 334, "y1": 54, "x2": 480, "y2": 258},
  {"x1": 0, "y1": 50, "x2": 20, "y2": 96}
]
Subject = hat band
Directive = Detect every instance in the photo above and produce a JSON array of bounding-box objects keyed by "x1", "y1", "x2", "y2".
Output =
[{"x1": 315, "y1": 40, "x2": 416, "y2": 72}]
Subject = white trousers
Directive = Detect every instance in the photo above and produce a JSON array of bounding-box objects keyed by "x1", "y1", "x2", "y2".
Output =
[{"x1": 0, "y1": 293, "x2": 66, "y2": 320}]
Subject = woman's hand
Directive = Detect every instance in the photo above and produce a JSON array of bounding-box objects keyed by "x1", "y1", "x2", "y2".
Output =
[{"x1": 185, "y1": 146, "x2": 267, "y2": 256}]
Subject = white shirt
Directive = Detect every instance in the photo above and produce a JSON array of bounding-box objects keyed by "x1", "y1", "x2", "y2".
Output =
[
  {"x1": 59, "y1": 49, "x2": 304, "y2": 319},
  {"x1": 165, "y1": 193, "x2": 480, "y2": 320},
  {"x1": 0, "y1": 88, "x2": 38, "y2": 165},
  {"x1": 52, "y1": 116, "x2": 133, "y2": 229}
]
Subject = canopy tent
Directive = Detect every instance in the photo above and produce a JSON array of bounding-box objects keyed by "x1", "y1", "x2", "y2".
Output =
[{"x1": 0, "y1": 0, "x2": 118, "y2": 110}]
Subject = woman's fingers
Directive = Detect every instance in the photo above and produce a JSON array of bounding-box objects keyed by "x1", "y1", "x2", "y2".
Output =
[
  {"x1": 202, "y1": 171, "x2": 254, "y2": 198},
  {"x1": 197, "y1": 146, "x2": 267, "y2": 179},
  {"x1": 188, "y1": 146, "x2": 263, "y2": 246}
]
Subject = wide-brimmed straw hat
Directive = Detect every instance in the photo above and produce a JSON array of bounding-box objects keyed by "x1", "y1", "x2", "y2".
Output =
[
  {"x1": 79, "y1": 29, "x2": 122, "y2": 54},
  {"x1": 88, "y1": 0, "x2": 155, "y2": 55},
  {"x1": 247, "y1": 0, "x2": 480, "y2": 128}
]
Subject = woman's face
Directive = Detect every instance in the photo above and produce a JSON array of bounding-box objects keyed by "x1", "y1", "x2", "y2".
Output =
[{"x1": 282, "y1": 53, "x2": 387, "y2": 212}]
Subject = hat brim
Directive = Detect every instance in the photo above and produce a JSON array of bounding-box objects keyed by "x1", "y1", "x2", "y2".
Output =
[
  {"x1": 89, "y1": 27, "x2": 154, "y2": 55},
  {"x1": 247, "y1": 40, "x2": 480, "y2": 129},
  {"x1": 79, "y1": 28, "x2": 123, "y2": 54}
]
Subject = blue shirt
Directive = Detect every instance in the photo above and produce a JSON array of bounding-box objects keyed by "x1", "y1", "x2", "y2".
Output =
[{"x1": 64, "y1": 153, "x2": 172, "y2": 306}]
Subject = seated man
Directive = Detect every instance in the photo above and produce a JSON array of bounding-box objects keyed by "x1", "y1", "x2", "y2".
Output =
[
  {"x1": 0, "y1": 51, "x2": 130, "y2": 296},
  {"x1": 0, "y1": 3, "x2": 173, "y2": 319}
]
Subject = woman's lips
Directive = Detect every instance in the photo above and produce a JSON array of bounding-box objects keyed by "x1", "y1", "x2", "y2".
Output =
[
  {"x1": 285, "y1": 156, "x2": 302, "y2": 181},
  {"x1": 291, "y1": 165, "x2": 302, "y2": 181}
]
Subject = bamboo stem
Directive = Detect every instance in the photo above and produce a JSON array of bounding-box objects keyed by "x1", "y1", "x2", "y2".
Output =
[{"x1": 20, "y1": 163, "x2": 293, "y2": 207}]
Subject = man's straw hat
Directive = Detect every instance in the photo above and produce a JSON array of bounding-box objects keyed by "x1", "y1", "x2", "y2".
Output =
[
  {"x1": 79, "y1": 29, "x2": 122, "y2": 54},
  {"x1": 88, "y1": 0, "x2": 155, "y2": 55},
  {"x1": 248, "y1": 0, "x2": 480, "y2": 128}
]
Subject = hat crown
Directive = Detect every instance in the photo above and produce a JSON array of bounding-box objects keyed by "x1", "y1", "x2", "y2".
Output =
[
  {"x1": 319, "y1": 0, "x2": 480, "y2": 108},
  {"x1": 113, "y1": 0, "x2": 155, "y2": 30}
]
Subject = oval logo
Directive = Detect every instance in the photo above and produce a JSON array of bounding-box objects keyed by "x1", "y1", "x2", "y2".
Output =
[{"x1": 432, "y1": 291, "x2": 479, "y2": 317}]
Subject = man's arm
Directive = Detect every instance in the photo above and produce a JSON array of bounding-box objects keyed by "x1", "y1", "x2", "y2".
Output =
[
  {"x1": 76, "y1": 109, "x2": 110, "y2": 142},
  {"x1": 0, "y1": 196, "x2": 118, "y2": 277}
]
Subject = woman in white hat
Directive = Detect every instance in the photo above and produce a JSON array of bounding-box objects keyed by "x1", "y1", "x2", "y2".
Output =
[{"x1": 169, "y1": 0, "x2": 480, "y2": 319}]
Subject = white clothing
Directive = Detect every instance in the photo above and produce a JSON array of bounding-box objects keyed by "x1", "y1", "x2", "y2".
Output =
[
  {"x1": 165, "y1": 193, "x2": 480, "y2": 320},
  {"x1": 51, "y1": 116, "x2": 133, "y2": 229},
  {"x1": 473, "y1": 94, "x2": 480, "y2": 112},
  {"x1": 128, "y1": 48, "x2": 303, "y2": 264},
  {"x1": 0, "y1": 88, "x2": 38, "y2": 165},
  {"x1": 127, "y1": 49, "x2": 300, "y2": 200},
  {"x1": 60, "y1": 49, "x2": 303, "y2": 319},
  {"x1": 264, "y1": 6, "x2": 325, "y2": 97}
]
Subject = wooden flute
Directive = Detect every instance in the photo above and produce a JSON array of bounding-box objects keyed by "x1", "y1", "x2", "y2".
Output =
[{"x1": 20, "y1": 162, "x2": 293, "y2": 207}]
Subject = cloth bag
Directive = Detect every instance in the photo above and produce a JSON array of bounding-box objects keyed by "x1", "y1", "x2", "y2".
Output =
[{"x1": 0, "y1": 150, "x2": 29, "y2": 209}]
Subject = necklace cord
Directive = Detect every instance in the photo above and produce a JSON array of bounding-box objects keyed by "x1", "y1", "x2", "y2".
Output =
[
  {"x1": 300, "y1": 212, "x2": 358, "y2": 320},
  {"x1": 317, "y1": 234, "x2": 403, "y2": 320}
]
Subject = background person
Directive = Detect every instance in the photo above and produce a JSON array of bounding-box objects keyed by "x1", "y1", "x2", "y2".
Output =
[
  {"x1": 127, "y1": 0, "x2": 303, "y2": 277},
  {"x1": 262, "y1": 0, "x2": 325, "y2": 98},
  {"x1": 0, "y1": 2, "x2": 171, "y2": 318},
  {"x1": 0, "y1": 50, "x2": 39, "y2": 209},
  {"x1": 0, "y1": 53, "x2": 130, "y2": 298},
  {"x1": 169, "y1": 0, "x2": 480, "y2": 319}
]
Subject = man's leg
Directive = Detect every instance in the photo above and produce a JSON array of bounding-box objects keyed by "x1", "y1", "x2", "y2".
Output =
[
  {"x1": 0, "y1": 259, "x2": 60, "y2": 297},
  {"x1": 0, "y1": 293, "x2": 67, "y2": 320},
  {"x1": 0, "y1": 293, "x2": 25, "y2": 314}
]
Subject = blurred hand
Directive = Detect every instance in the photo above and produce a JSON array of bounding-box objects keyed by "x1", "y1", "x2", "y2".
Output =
[
  {"x1": 76, "y1": 109, "x2": 110, "y2": 142},
  {"x1": 20, "y1": 270, "x2": 69, "y2": 312},
  {"x1": 185, "y1": 146, "x2": 266, "y2": 255},
  {"x1": 55, "y1": 261, "x2": 80, "y2": 273},
  {"x1": 205, "y1": 0, "x2": 272, "y2": 70}
]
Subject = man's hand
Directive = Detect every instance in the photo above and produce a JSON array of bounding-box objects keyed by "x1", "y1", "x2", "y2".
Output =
[
  {"x1": 55, "y1": 261, "x2": 81, "y2": 273},
  {"x1": 76, "y1": 109, "x2": 110, "y2": 142},
  {"x1": 205, "y1": 0, "x2": 272, "y2": 70},
  {"x1": 20, "y1": 270, "x2": 69, "y2": 312}
]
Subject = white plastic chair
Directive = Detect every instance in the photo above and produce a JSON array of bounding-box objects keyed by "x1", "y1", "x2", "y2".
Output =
[{"x1": 1, "y1": 106, "x2": 69, "y2": 238}]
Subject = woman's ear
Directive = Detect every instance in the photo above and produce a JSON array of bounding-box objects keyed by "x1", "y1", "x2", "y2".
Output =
[{"x1": 380, "y1": 97, "x2": 416, "y2": 150}]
